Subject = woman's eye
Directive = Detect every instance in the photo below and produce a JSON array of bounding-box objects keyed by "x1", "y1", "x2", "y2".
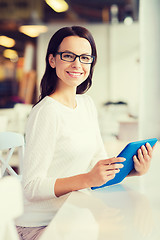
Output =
[
  {"x1": 81, "y1": 55, "x2": 90, "y2": 61},
  {"x1": 64, "y1": 54, "x2": 74, "y2": 59}
]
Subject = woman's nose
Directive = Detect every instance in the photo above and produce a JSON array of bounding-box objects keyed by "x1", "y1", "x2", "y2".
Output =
[{"x1": 71, "y1": 57, "x2": 82, "y2": 68}]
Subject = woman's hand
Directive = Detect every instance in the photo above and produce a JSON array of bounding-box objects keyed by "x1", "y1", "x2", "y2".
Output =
[
  {"x1": 129, "y1": 143, "x2": 155, "y2": 176},
  {"x1": 87, "y1": 157, "x2": 126, "y2": 188}
]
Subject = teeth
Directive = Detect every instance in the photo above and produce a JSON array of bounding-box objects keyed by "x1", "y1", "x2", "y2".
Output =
[{"x1": 68, "y1": 72, "x2": 82, "y2": 76}]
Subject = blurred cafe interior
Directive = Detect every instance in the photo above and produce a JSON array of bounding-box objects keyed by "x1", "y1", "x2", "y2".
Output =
[{"x1": 0, "y1": 1, "x2": 160, "y2": 239}]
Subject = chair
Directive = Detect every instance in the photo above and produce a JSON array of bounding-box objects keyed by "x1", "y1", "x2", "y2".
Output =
[
  {"x1": 0, "y1": 176, "x2": 23, "y2": 240},
  {"x1": 0, "y1": 132, "x2": 24, "y2": 179}
]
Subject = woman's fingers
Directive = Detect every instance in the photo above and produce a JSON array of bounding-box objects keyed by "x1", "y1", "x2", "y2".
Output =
[
  {"x1": 98, "y1": 158, "x2": 125, "y2": 173},
  {"x1": 133, "y1": 143, "x2": 153, "y2": 176},
  {"x1": 145, "y1": 142, "x2": 153, "y2": 158},
  {"x1": 107, "y1": 169, "x2": 120, "y2": 175},
  {"x1": 139, "y1": 144, "x2": 151, "y2": 162},
  {"x1": 89, "y1": 157, "x2": 126, "y2": 187},
  {"x1": 106, "y1": 163, "x2": 124, "y2": 171},
  {"x1": 133, "y1": 154, "x2": 140, "y2": 166},
  {"x1": 138, "y1": 147, "x2": 145, "y2": 163},
  {"x1": 141, "y1": 145, "x2": 148, "y2": 157},
  {"x1": 101, "y1": 157, "x2": 126, "y2": 165}
]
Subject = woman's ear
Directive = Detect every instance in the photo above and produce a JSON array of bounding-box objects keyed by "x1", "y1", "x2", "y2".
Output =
[{"x1": 49, "y1": 54, "x2": 56, "y2": 68}]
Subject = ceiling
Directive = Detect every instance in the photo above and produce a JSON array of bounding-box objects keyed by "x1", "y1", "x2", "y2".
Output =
[{"x1": 0, "y1": 0, "x2": 139, "y2": 59}]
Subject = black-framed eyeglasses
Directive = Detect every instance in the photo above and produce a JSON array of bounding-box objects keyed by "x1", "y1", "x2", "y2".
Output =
[{"x1": 56, "y1": 51, "x2": 95, "y2": 64}]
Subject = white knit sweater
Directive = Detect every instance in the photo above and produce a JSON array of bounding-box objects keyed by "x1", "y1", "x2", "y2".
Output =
[{"x1": 16, "y1": 94, "x2": 107, "y2": 227}]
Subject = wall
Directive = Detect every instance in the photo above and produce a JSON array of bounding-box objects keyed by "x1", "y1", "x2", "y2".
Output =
[{"x1": 109, "y1": 23, "x2": 140, "y2": 117}]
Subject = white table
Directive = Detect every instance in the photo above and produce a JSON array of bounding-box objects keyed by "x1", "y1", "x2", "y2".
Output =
[{"x1": 40, "y1": 142, "x2": 160, "y2": 240}]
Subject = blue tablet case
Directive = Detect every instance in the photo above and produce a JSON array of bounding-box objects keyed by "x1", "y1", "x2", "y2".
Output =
[{"x1": 91, "y1": 138, "x2": 158, "y2": 190}]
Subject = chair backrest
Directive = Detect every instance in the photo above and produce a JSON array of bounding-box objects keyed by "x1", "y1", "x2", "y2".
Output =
[
  {"x1": 0, "y1": 132, "x2": 24, "y2": 179},
  {"x1": 0, "y1": 176, "x2": 23, "y2": 240}
]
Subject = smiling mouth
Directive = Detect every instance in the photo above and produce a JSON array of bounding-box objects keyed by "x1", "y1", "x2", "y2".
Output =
[{"x1": 67, "y1": 71, "x2": 83, "y2": 77}]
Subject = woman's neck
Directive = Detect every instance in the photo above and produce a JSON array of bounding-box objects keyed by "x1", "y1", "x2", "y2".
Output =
[{"x1": 49, "y1": 89, "x2": 77, "y2": 109}]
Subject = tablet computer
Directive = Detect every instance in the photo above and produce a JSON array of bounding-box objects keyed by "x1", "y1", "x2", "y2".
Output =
[{"x1": 91, "y1": 138, "x2": 158, "y2": 190}]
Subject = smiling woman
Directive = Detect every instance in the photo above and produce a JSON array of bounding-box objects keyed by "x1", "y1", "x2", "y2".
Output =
[
  {"x1": 48, "y1": 35, "x2": 93, "y2": 96},
  {"x1": 38, "y1": 26, "x2": 97, "y2": 102},
  {"x1": 15, "y1": 26, "x2": 154, "y2": 240}
]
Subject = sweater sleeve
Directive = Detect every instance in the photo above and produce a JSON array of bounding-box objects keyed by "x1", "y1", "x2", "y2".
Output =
[
  {"x1": 22, "y1": 103, "x2": 58, "y2": 201},
  {"x1": 86, "y1": 96, "x2": 108, "y2": 170}
]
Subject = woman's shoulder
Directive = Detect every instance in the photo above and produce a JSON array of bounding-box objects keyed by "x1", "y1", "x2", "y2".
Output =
[
  {"x1": 33, "y1": 96, "x2": 57, "y2": 111},
  {"x1": 29, "y1": 96, "x2": 59, "y2": 120}
]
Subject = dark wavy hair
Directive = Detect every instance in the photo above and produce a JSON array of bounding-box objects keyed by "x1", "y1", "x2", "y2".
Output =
[{"x1": 37, "y1": 26, "x2": 97, "y2": 104}]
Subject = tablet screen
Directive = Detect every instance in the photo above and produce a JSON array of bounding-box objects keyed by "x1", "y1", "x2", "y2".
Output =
[{"x1": 91, "y1": 138, "x2": 158, "y2": 190}]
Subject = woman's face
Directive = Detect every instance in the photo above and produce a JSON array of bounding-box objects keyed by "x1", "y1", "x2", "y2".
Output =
[{"x1": 49, "y1": 36, "x2": 92, "y2": 90}]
